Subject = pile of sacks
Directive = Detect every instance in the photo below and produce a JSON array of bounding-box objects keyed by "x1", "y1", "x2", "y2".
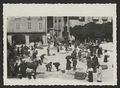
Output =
[
  {"x1": 74, "y1": 68, "x2": 87, "y2": 80},
  {"x1": 74, "y1": 72, "x2": 87, "y2": 80}
]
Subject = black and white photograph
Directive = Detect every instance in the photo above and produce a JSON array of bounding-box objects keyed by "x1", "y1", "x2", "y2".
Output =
[{"x1": 3, "y1": 4, "x2": 117, "y2": 85}]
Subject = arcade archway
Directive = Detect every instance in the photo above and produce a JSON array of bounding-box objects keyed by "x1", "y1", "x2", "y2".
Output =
[{"x1": 12, "y1": 34, "x2": 25, "y2": 44}]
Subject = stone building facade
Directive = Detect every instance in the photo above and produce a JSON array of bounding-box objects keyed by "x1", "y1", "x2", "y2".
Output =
[
  {"x1": 7, "y1": 16, "x2": 110, "y2": 45},
  {"x1": 7, "y1": 16, "x2": 47, "y2": 45},
  {"x1": 52, "y1": 17, "x2": 70, "y2": 39},
  {"x1": 69, "y1": 17, "x2": 112, "y2": 27}
]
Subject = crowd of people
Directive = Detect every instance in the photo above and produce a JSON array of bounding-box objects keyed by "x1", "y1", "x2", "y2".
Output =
[
  {"x1": 64, "y1": 40, "x2": 106, "y2": 82},
  {"x1": 7, "y1": 38, "x2": 110, "y2": 82}
]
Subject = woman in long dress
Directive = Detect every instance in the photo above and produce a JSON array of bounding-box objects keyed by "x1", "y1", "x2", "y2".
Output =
[
  {"x1": 92, "y1": 55, "x2": 99, "y2": 73},
  {"x1": 87, "y1": 56, "x2": 92, "y2": 69},
  {"x1": 66, "y1": 56, "x2": 72, "y2": 70},
  {"x1": 104, "y1": 50, "x2": 109, "y2": 62},
  {"x1": 97, "y1": 65, "x2": 102, "y2": 82},
  {"x1": 66, "y1": 59, "x2": 71, "y2": 70},
  {"x1": 88, "y1": 68, "x2": 93, "y2": 82}
]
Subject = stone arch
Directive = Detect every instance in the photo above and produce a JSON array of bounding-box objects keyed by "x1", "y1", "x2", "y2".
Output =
[{"x1": 12, "y1": 34, "x2": 25, "y2": 44}]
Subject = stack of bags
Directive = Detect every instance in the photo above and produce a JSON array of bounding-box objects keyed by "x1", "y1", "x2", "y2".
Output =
[
  {"x1": 74, "y1": 71, "x2": 87, "y2": 80},
  {"x1": 74, "y1": 67, "x2": 87, "y2": 80},
  {"x1": 101, "y1": 65, "x2": 108, "y2": 70}
]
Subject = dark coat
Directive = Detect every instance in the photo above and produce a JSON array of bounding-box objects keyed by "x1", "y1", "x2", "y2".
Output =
[
  {"x1": 19, "y1": 61, "x2": 27, "y2": 77},
  {"x1": 88, "y1": 71, "x2": 93, "y2": 82},
  {"x1": 53, "y1": 62, "x2": 60, "y2": 71},
  {"x1": 87, "y1": 58, "x2": 92, "y2": 69},
  {"x1": 53, "y1": 62, "x2": 60, "y2": 67},
  {"x1": 98, "y1": 48, "x2": 102, "y2": 55},
  {"x1": 71, "y1": 50, "x2": 77, "y2": 60},
  {"x1": 104, "y1": 55, "x2": 108, "y2": 62},
  {"x1": 92, "y1": 56, "x2": 99, "y2": 67},
  {"x1": 46, "y1": 62, "x2": 52, "y2": 68},
  {"x1": 73, "y1": 59, "x2": 77, "y2": 66},
  {"x1": 66, "y1": 59, "x2": 71, "y2": 70}
]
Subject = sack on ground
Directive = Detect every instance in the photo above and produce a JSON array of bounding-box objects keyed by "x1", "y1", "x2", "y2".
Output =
[
  {"x1": 61, "y1": 70, "x2": 65, "y2": 73},
  {"x1": 74, "y1": 72, "x2": 87, "y2": 80},
  {"x1": 101, "y1": 65, "x2": 108, "y2": 70}
]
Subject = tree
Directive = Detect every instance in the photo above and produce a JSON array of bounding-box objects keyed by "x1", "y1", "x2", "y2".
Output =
[{"x1": 70, "y1": 22, "x2": 113, "y2": 42}]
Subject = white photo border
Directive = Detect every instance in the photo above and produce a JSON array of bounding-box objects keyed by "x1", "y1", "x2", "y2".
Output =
[{"x1": 3, "y1": 4, "x2": 117, "y2": 86}]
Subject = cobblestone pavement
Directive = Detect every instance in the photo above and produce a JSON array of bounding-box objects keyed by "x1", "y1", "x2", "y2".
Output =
[{"x1": 33, "y1": 43, "x2": 115, "y2": 83}]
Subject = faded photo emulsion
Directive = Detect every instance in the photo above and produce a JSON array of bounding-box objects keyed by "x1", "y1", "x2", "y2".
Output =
[{"x1": 3, "y1": 4, "x2": 117, "y2": 85}]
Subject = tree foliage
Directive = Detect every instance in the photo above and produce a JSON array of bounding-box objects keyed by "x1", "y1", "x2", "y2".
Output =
[{"x1": 70, "y1": 22, "x2": 113, "y2": 42}]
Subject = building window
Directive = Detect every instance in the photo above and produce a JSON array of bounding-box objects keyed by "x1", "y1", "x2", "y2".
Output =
[
  {"x1": 15, "y1": 18, "x2": 21, "y2": 20},
  {"x1": 38, "y1": 17, "x2": 42, "y2": 21},
  {"x1": 16, "y1": 23, "x2": 20, "y2": 29},
  {"x1": 93, "y1": 19, "x2": 99, "y2": 22},
  {"x1": 79, "y1": 17, "x2": 85, "y2": 21},
  {"x1": 28, "y1": 16, "x2": 31, "y2": 20},
  {"x1": 92, "y1": 17, "x2": 99, "y2": 22},
  {"x1": 59, "y1": 19, "x2": 61, "y2": 22},
  {"x1": 87, "y1": 17, "x2": 92, "y2": 22},
  {"x1": 39, "y1": 23, "x2": 42, "y2": 29},
  {"x1": 28, "y1": 22, "x2": 31, "y2": 29},
  {"x1": 55, "y1": 18, "x2": 57, "y2": 23},
  {"x1": 102, "y1": 17, "x2": 108, "y2": 21}
]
